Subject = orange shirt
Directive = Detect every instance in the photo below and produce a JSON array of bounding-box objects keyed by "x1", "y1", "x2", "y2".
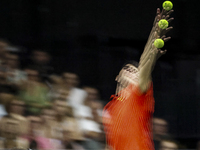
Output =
[{"x1": 103, "y1": 83, "x2": 155, "y2": 150}]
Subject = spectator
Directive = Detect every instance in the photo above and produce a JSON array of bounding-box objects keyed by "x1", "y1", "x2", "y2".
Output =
[
  {"x1": 0, "y1": 99, "x2": 29, "y2": 149},
  {"x1": 62, "y1": 72, "x2": 87, "y2": 108},
  {"x1": 0, "y1": 93, "x2": 14, "y2": 119},
  {"x1": 6, "y1": 53, "x2": 27, "y2": 87},
  {"x1": 77, "y1": 86, "x2": 104, "y2": 150},
  {"x1": 26, "y1": 115, "x2": 53, "y2": 150},
  {"x1": 63, "y1": 104, "x2": 85, "y2": 150},
  {"x1": 18, "y1": 69, "x2": 50, "y2": 115},
  {"x1": 27, "y1": 50, "x2": 54, "y2": 82},
  {"x1": 40, "y1": 105, "x2": 57, "y2": 125},
  {"x1": 7, "y1": 99, "x2": 29, "y2": 149},
  {"x1": 48, "y1": 75, "x2": 66, "y2": 100},
  {"x1": 153, "y1": 117, "x2": 172, "y2": 150}
]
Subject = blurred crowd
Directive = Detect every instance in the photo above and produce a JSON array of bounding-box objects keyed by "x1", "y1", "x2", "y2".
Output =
[
  {"x1": 0, "y1": 39, "x2": 105, "y2": 150},
  {"x1": 0, "y1": 39, "x2": 193, "y2": 150}
]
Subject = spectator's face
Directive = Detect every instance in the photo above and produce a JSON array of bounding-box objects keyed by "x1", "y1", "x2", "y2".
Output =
[
  {"x1": 10, "y1": 100, "x2": 25, "y2": 115},
  {"x1": 41, "y1": 109, "x2": 56, "y2": 122},
  {"x1": 63, "y1": 73, "x2": 79, "y2": 88},
  {"x1": 28, "y1": 116, "x2": 42, "y2": 130},
  {"x1": 58, "y1": 89, "x2": 70, "y2": 100},
  {"x1": 84, "y1": 87, "x2": 99, "y2": 101},
  {"x1": 32, "y1": 51, "x2": 50, "y2": 65},
  {"x1": 27, "y1": 116, "x2": 43, "y2": 136},
  {"x1": 160, "y1": 141, "x2": 178, "y2": 150},
  {"x1": 25, "y1": 69, "x2": 40, "y2": 81},
  {"x1": 54, "y1": 100, "x2": 68, "y2": 115}
]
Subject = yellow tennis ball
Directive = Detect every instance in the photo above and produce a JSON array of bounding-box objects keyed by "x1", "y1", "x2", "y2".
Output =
[
  {"x1": 163, "y1": 1, "x2": 173, "y2": 11},
  {"x1": 158, "y1": 19, "x2": 169, "y2": 29},
  {"x1": 154, "y1": 39, "x2": 164, "y2": 48}
]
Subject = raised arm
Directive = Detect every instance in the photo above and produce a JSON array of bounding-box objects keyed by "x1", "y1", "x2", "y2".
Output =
[
  {"x1": 138, "y1": 8, "x2": 174, "y2": 93},
  {"x1": 139, "y1": 8, "x2": 174, "y2": 69}
]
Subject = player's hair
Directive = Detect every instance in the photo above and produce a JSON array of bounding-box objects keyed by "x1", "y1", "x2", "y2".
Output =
[{"x1": 122, "y1": 60, "x2": 139, "y2": 68}]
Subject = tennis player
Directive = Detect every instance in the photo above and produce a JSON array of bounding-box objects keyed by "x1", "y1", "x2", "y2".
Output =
[{"x1": 103, "y1": 8, "x2": 174, "y2": 150}]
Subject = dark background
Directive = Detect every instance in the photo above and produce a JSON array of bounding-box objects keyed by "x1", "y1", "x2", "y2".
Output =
[{"x1": 0, "y1": 0, "x2": 200, "y2": 148}]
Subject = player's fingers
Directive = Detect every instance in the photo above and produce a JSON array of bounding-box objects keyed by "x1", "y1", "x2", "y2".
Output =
[
  {"x1": 157, "y1": 49, "x2": 161, "y2": 54},
  {"x1": 161, "y1": 35, "x2": 166, "y2": 39},
  {"x1": 156, "y1": 8, "x2": 160, "y2": 14},
  {"x1": 166, "y1": 9, "x2": 174, "y2": 16},
  {"x1": 156, "y1": 8, "x2": 160, "y2": 15},
  {"x1": 161, "y1": 8, "x2": 165, "y2": 15},
  {"x1": 157, "y1": 34, "x2": 161, "y2": 39},
  {"x1": 164, "y1": 37, "x2": 171, "y2": 42},
  {"x1": 162, "y1": 15, "x2": 166, "y2": 19},
  {"x1": 161, "y1": 9, "x2": 167, "y2": 17},
  {"x1": 167, "y1": 17, "x2": 174, "y2": 23},
  {"x1": 165, "y1": 15, "x2": 170, "y2": 20},
  {"x1": 166, "y1": 26, "x2": 173, "y2": 30},
  {"x1": 153, "y1": 8, "x2": 161, "y2": 25},
  {"x1": 157, "y1": 14, "x2": 161, "y2": 21},
  {"x1": 165, "y1": 26, "x2": 173, "y2": 33},
  {"x1": 163, "y1": 49, "x2": 167, "y2": 53},
  {"x1": 162, "y1": 26, "x2": 173, "y2": 35},
  {"x1": 161, "y1": 49, "x2": 167, "y2": 54}
]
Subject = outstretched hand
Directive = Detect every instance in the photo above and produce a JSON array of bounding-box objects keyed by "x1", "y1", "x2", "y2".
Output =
[
  {"x1": 155, "y1": 35, "x2": 170, "y2": 59},
  {"x1": 143, "y1": 7, "x2": 174, "y2": 57},
  {"x1": 149, "y1": 8, "x2": 174, "y2": 56},
  {"x1": 154, "y1": 8, "x2": 174, "y2": 38}
]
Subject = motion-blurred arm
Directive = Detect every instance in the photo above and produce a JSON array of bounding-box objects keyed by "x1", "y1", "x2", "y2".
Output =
[{"x1": 138, "y1": 8, "x2": 174, "y2": 93}]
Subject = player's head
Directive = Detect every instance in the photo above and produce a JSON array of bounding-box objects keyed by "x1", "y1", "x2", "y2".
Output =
[
  {"x1": 116, "y1": 61, "x2": 139, "y2": 84},
  {"x1": 122, "y1": 60, "x2": 139, "y2": 69}
]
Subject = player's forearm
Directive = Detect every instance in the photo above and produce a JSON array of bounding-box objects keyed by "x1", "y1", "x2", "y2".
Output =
[
  {"x1": 140, "y1": 32, "x2": 155, "y2": 62},
  {"x1": 139, "y1": 38, "x2": 156, "y2": 70},
  {"x1": 140, "y1": 49, "x2": 158, "y2": 79},
  {"x1": 139, "y1": 44, "x2": 153, "y2": 69},
  {"x1": 140, "y1": 19, "x2": 159, "y2": 62},
  {"x1": 139, "y1": 48, "x2": 158, "y2": 93}
]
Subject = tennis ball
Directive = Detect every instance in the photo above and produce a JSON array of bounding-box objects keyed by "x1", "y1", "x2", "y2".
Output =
[
  {"x1": 163, "y1": 1, "x2": 173, "y2": 11},
  {"x1": 158, "y1": 19, "x2": 169, "y2": 29},
  {"x1": 154, "y1": 39, "x2": 164, "y2": 48}
]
